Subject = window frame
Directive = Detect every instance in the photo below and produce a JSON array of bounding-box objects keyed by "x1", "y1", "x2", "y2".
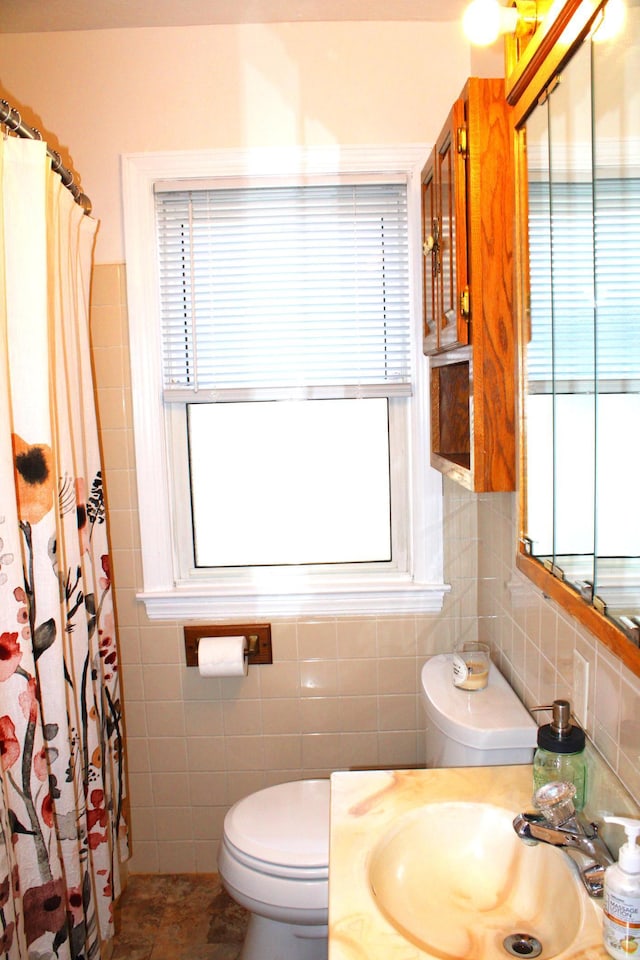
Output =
[{"x1": 122, "y1": 145, "x2": 447, "y2": 619}]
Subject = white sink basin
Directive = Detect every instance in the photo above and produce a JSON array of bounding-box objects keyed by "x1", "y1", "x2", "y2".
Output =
[{"x1": 368, "y1": 801, "x2": 582, "y2": 960}]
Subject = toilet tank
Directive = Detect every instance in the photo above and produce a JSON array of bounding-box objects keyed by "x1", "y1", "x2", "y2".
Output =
[{"x1": 420, "y1": 654, "x2": 537, "y2": 768}]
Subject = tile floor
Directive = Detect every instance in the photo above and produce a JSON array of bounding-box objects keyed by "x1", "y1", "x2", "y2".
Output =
[{"x1": 112, "y1": 874, "x2": 249, "y2": 960}]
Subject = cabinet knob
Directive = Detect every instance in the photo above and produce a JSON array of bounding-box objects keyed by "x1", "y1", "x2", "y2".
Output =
[{"x1": 459, "y1": 287, "x2": 470, "y2": 318}]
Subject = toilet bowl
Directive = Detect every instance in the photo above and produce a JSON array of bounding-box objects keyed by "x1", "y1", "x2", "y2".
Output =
[{"x1": 218, "y1": 778, "x2": 330, "y2": 960}]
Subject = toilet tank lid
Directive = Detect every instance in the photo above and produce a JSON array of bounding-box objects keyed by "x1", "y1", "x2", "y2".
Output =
[
  {"x1": 224, "y1": 778, "x2": 330, "y2": 869},
  {"x1": 420, "y1": 655, "x2": 537, "y2": 749}
]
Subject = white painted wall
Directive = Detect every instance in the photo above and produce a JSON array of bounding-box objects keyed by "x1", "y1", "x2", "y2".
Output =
[{"x1": 0, "y1": 21, "x2": 502, "y2": 262}]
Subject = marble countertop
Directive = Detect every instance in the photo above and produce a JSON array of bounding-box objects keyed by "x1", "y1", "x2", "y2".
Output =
[{"x1": 328, "y1": 765, "x2": 608, "y2": 960}]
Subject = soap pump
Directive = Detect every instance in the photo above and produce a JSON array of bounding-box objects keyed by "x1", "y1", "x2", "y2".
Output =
[
  {"x1": 602, "y1": 816, "x2": 640, "y2": 960},
  {"x1": 531, "y1": 699, "x2": 586, "y2": 811}
]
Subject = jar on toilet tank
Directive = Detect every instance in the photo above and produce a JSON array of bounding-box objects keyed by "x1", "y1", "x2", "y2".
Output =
[{"x1": 452, "y1": 641, "x2": 490, "y2": 691}]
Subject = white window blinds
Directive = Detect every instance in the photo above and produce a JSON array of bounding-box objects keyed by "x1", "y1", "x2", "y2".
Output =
[{"x1": 154, "y1": 181, "x2": 412, "y2": 401}]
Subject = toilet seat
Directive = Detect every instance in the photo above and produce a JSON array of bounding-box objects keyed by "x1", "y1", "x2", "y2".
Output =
[
  {"x1": 222, "y1": 835, "x2": 328, "y2": 881},
  {"x1": 223, "y1": 779, "x2": 330, "y2": 879}
]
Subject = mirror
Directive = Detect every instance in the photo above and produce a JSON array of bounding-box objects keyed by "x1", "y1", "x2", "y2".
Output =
[{"x1": 518, "y1": 0, "x2": 640, "y2": 672}]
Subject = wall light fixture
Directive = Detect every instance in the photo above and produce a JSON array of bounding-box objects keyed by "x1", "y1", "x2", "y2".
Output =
[{"x1": 462, "y1": 0, "x2": 542, "y2": 46}]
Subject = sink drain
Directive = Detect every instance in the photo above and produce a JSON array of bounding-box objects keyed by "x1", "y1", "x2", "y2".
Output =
[{"x1": 503, "y1": 933, "x2": 543, "y2": 958}]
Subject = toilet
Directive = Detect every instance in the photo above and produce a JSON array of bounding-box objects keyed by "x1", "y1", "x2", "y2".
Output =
[
  {"x1": 218, "y1": 654, "x2": 537, "y2": 960},
  {"x1": 218, "y1": 778, "x2": 330, "y2": 960}
]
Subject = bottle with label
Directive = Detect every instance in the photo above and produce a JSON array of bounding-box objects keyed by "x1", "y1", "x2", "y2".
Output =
[
  {"x1": 531, "y1": 700, "x2": 586, "y2": 811},
  {"x1": 602, "y1": 816, "x2": 640, "y2": 960}
]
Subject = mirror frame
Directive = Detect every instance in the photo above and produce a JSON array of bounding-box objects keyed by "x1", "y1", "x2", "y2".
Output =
[{"x1": 507, "y1": 0, "x2": 640, "y2": 679}]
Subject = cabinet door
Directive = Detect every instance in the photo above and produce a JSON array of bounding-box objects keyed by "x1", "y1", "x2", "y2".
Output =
[
  {"x1": 422, "y1": 99, "x2": 470, "y2": 356},
  {"x1": 422, "y1": 150, "x2": 439, "y2": 354},
  {"x1": 437, "y1": 98, "x2": 469, "y2": 351}
]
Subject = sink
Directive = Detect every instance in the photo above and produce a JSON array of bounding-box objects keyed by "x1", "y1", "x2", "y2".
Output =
[{"x1": 368, "y1": 801, "x2": 583, "y2": 960}]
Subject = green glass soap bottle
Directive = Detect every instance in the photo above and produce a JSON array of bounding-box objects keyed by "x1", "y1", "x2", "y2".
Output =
[{"x1": 532, "y1": 699, "x2": 586, "y2": 812}]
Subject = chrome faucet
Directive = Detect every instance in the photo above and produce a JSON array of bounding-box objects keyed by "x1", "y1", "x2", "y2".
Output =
[{"x1": 513, "y1": 781, "x2": 614, "y2": 898}]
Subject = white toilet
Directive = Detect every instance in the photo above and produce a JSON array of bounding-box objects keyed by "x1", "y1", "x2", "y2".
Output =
[
  {"x1": 218, "y1": 653, "x2": 537, "y2": 960},
  {"x1": 218, "y1": 778, "x2": 330, "y2": 960}
]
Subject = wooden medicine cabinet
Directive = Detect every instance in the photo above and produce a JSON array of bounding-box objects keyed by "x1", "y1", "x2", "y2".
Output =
[{"x1": 423, "y1": 78, "x2": 516, "y2": 493}]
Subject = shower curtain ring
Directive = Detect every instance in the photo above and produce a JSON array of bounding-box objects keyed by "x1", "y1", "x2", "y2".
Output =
[{"x1": 0, "y1": 102, "x2": 20, "y2": 133}]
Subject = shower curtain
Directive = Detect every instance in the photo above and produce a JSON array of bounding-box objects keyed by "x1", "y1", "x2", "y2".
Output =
[{"x1": 0, "y1": 135, "x2": 128, "y2": 958}]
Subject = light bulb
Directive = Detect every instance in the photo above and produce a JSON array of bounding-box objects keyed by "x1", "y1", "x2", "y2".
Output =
[
  {"x1": 462, "y1": 0, "x2": 521, "y2": 46},
  {"x1": 462, "y1": 0, "x2": 502, "y2": 45}
]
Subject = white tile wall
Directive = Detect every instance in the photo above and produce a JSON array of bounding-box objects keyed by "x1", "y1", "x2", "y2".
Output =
[
  {"x1": 91, "y1": 264, "x2": 640, "y2": 873},
  {"x1": 477, "y1": 492, "x2": 640, "y2": 805}
]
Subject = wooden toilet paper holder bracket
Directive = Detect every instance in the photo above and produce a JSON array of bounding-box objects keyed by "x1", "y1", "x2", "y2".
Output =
[{"x1": 184, "y1": 623, "x2": 272, "y2": 667}]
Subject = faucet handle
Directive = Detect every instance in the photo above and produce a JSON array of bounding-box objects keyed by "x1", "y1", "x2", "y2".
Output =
[{"x1": 534, "y1": 781, "x2": 577, "y2": 825}]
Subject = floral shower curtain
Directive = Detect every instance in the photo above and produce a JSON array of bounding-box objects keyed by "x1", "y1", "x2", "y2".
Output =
[{"x1": 0, "y1": 135, "x2": 128, "y2": 958}]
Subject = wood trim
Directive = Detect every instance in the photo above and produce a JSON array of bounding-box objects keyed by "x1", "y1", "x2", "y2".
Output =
[
  {"x1": 453, "y1": 96, "x2": 469, "y2": 349},
  {"x1": 430, "y1": 452, "x2": 473, "y2": 490},
  {"x1": 507, "y1": 0, "x2": 607, "y2": 121},
  {"x1": 514, "y1": 122, "x2": 531, "y2": 581},
  {"x1": 466, "y1": 78, "x2": 516, "y2": 492},
  {"x1": 516, "y1": 552, "x2": 640, "y2": 676}
]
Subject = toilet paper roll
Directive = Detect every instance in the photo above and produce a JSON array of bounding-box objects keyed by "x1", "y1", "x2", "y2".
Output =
[{"x1": 197, "y1": 635, "x2": 248, "y2": 677}]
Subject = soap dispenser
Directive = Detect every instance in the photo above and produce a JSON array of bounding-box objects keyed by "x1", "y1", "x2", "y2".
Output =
[
  {"x1": 602, "y1": 816, "x2": 640, "y2": 960},
  {"x1": 531, "y1": 699, "x2": 586, "y2": 811}
]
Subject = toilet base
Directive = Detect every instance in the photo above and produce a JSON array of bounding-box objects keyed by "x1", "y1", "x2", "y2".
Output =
[{"x1": 240, "y1": 913, "x2": 328, "y2": 960}]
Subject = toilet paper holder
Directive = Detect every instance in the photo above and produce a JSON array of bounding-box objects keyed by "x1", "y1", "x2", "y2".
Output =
[{"x1": 184, "y1": 623, "x2": 272, "y2": 667}]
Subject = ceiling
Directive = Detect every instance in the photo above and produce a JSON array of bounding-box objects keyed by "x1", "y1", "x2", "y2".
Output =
[{"x1": 0, "y1": 0, "x2": 469, "y2": 32}]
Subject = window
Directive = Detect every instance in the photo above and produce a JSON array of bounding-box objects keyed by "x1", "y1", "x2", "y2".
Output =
[
  {"x1": 185, "y1": 398, "x2": 393, "y2": 568},
  {"x1": 122, "y1": 146, "x2": 446, "y2": 618}
]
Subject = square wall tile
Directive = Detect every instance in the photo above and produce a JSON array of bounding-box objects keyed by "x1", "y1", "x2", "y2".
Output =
[
  {"x1": 338, "y1": 659, "x2": 377, "y2": 697},
  {"x1": 300, "y1": 660, "x2": 338, "y2": 697},
  {"x1": 263, "y1": 735, "x2": 303, "y2": 770},
  {"x1": 337, "y1": 619, "x2": 377, "y2": 659},
  {"x1": 127, "y1": 841, "x2": 159, "y2": 874},
  {"x1": 377, "y1": 618, "x2": 417, "y2": 657},
  {"x1": 157, "y1": 841, "x2": 196, "y2": 873},
  {"x1": 297, "y1": 621, "x2": 338, "y2": 660},
  {"x1": 377, "y1": 658, "x2": 416, "y2": 696},
  {"x1": 261, "y1": 698, "x2": 302, "y2": 735}
]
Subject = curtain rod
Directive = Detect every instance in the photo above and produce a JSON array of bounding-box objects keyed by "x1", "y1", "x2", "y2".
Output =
[{"x1": 0, "y1": 99, "x2": 91, "y2": 215}]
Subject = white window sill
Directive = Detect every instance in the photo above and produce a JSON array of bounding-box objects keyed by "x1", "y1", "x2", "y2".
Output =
[{"x1": 137, "y1": 578, "x2": 451, "y2": 620}]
